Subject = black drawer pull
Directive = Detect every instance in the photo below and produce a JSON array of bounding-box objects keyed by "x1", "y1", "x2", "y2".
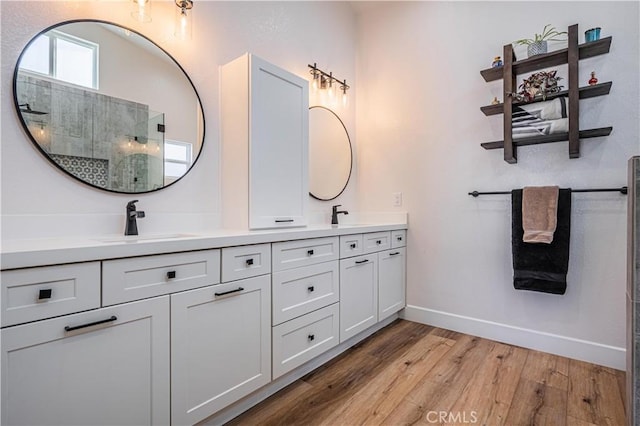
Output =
[
  {"x1": 350, "y1": 243, "x2": 356, "y2": 249},
  {"x1": 275, "y1": 219, "x2": 294, "y2": 223},
  {"x1": 355, "y1": 259, "x2": 369, "y2": 264},
  {"x1": 246, "y1": 258, "x2": 254, "y2": 266},
  {"x1": 376, "y1": 240, "x2": 382, "y2": 245},
  {"x1": 65, "y1": 316, "x2": 117, "y2": 332},
  {"x1": 308, "y1": 334, "x2": 315, "y2": 342},
  {"x1": 214, "y1": 287, "x2": 244, "y2": 297},
  {"x1": 166, "y1": 270, "x2": 176, "y2": 279},
  {"x1": 308, "y1": 286, "x2": 315, "y2": 292},
  {"x1": 390, "y1": 252, "x2": 401, "y2": 256},
  {"x1": 38, "y1": 289, "x2": 52, "y2": 300},
  {"x1": 397, "y1": 236, "x2": 403, "y2": 241},
  {"x1": 307, "y1": 249, "x2": 314, "y2": 256}
]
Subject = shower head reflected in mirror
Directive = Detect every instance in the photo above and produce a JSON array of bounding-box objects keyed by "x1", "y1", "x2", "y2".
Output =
[{"x1": 18, "y1": 103, "x2": 48, "y2": 115}]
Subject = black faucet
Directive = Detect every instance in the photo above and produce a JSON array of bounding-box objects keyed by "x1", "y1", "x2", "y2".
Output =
[
  {"x1": 125, "y1": 200, "x2": 145, "y2": 236},
  {"x1": 331, "y1": 204, "x2": 349, "y2": 225}
]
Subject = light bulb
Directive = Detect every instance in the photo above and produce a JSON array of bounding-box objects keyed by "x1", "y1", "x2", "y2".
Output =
[
  {"x1": 131, "y1": 0, "x2": 151, "y2": 23},
  {"x1": 342, "y1": 91, "x2": 348, "y2": 108},
  {"x1": 174, "y1": 0, "x2": 193, "y2": 40}
]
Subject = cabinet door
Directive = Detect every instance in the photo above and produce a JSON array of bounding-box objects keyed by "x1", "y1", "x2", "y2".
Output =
[
  {"x1": 339, "y1": 254, "x2": 378, "y2": 343},
  {"x1": 171, "y1": 276, "x2": 271, "y2": 425},
  {"x1": 378, "y1": 248, "x2": 406, "y2": 321},
  {"x1": 1, "y1": 297, "x2": 170, "y2": 426},
  {"x1": 249, "y1": 55, "x2": 308, "y2": 229}
]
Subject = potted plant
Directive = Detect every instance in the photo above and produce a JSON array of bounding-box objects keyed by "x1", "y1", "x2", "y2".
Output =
[{"x1": 514, "y1": 24, "x2": 568, "y2": 57}]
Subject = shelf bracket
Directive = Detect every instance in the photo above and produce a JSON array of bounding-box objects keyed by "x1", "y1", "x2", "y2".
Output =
[
  {"x1": 503, "y1": 43, "x2": 517, "y2": 163},
  {"x1": 568, "y1": 24, "x2": 580, "y2": 158}
]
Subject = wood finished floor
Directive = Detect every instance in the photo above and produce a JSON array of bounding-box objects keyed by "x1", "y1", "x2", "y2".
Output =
[{"x1": 227, "y1": 319, "x2": 626, "y2": 426}]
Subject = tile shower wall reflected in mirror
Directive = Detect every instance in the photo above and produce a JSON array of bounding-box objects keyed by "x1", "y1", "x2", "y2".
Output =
[{"x1": 17, "y1": 73, "x2": 165, "y2": 191}]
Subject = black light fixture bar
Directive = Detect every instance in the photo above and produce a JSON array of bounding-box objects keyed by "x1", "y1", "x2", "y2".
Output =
[{"x1": 308, "y1": 63, "x2": 350, "y2": 93}]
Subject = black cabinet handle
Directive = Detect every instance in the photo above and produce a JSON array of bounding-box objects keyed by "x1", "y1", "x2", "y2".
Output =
[
  {"x1": 38, "y1": 289, "x2": 52, "y2": 300},
  {"x1": 397, "y1": 236, "x2": 403, "y2": 241},
  {"x1": 355, "y1": 259, "x2": 369, "y2": 264},
  {"x1": 307, "y1": 249, "x2": 314, "y2": 256},
  {"x1": 65, "y1": 316, "x2": 117, "y2": 332},
  {"x1": 390, "y1": 252, "x2": 401, "y2": 256},
  {"x1": 166, "y1": 270, "x2": 176, "y2": 279},
  {"x1": 214, "y1": 287, "x2": 244, "y2": 297},
  {"x1": 308, "y1": 286, "x2": 315, "y2": 292},
  {"x1": 350, "y1": 243, "x2": 356, "y2": 249},
  {"x1": 246, "y1": 258, "x2": 254, "y2": 266},
  {"x1": 376, "y1": 240, "x2": 382, "y2": 245},
  {"x1": 275, "y1": 219, "x2": 294, "y2": 223},
  {"x1": 308, "y1": 334, "x2": 315, "y2": 341}
]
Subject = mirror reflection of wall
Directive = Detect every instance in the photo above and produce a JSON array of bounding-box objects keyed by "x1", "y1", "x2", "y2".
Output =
[
  {"x1": 308, "y1": 106, "x2": 352, "y2": 201},
  {"x1": 13, "y1": 20, "x2": 204, "y2": 194}
]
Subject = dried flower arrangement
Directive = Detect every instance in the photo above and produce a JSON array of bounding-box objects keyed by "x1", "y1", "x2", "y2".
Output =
[{"x1": 511, "y1": 70, "x2": 563, "y2": 102}]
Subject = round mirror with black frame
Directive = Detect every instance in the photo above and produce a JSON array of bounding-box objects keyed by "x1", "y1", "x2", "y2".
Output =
[
  {"x1": 13, "y1": 19, "x2": 205, "y2": 194},
  {"x1": 308, "y1": 106, "x2": 352, "y2": 201}
]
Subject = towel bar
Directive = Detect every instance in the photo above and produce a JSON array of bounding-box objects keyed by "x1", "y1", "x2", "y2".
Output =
[{"x1": 468, "y1": 186, "x2": 627, "y2": 197}]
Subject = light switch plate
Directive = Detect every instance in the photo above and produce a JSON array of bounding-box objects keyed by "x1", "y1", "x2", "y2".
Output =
[{"x1": 393, "y1": 192, "x2": 402, "y2": 207}]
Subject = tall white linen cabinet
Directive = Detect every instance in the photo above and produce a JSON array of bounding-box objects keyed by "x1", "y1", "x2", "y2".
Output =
[{"x1": 220, "y1": 53, "x2": 309, "y2": 229}]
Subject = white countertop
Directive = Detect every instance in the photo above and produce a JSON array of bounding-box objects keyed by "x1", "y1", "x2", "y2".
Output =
[{"x1": 0, "y1": 223, "x2": 407, "y2": 270}]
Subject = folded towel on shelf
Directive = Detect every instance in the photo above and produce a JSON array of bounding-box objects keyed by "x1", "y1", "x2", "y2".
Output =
[
  {"x1": 522, "y1": 186, "x2": 559, "y2": 244},
  {"x1": 512, "y1": 97, "x2": 569, "y2": 139},
  {"x1": 519, "y1": 97, "x2": 568, "y2": 120},
  {"x1": 512, "y1": 188, "x2": 571, "y2": 295}
]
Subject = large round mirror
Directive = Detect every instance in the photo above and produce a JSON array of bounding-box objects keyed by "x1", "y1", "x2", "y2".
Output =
[
  {"x1": 308, "y1": 106, "x2": 352, "y2": 200},
  {"x1": 13, "y1": 20, "x2": 204, "y2": 193}
]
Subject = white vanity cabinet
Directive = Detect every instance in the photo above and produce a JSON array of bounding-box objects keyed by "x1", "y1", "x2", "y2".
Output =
[
  {"x1": 170, "y1": 256, "x2": 271, "y2": 425},
  {"x1": 1, "y1": 295, "x2": 170, "y2": 426},
  {"x1": 339, "y1": 231, "x2": 407, "y2": 341},
  {"x1": 339, "y1": 254, "x2": 379, "y2": 342},
  {"x1": 378, "y1": 247, "x2": 406, "y2": 321},
  {"x1": 220, "y1": 53, "x2": 309, "y2": 229},
  {"x1": 0, "y1": 224, "x2": 406, "y2": 425},
  {"x1": 271, "y1": 237, "x2": 340, "y2": 378}
]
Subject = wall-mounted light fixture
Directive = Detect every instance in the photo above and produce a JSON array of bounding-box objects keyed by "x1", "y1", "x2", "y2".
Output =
[
  {"x1": 175, "y1": 0, "x2": 194, "y2": 40},
  {"x1": 131, "y1": 0, "x2": 152, "y2": 23},
  {"x1": 308, "y1": 63, "x2": 350, "y2": 107}
]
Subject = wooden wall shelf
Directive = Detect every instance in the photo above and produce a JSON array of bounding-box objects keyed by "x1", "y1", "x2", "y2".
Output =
[
  {"x1": 478, "y1": 25, "x2": 612, "y2": 163},
  {"x1": 480, "y1": 37, "x2": 612, "y2": 82},
  {"x1": 480, "y1": 127, "x2": 613, "y2": 150},
  {"x1": 480, "y1": 82, "x2": 612, "y2": 116}
]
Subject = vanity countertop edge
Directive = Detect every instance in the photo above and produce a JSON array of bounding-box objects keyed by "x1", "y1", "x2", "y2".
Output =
[{"x1": 1, "y1": 223, "x2": 408, "y2": 270}]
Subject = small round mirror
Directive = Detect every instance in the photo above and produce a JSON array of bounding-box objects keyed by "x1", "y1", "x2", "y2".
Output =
[
  {"x1": 13, "y1": 20, "x2": 205, "y2": 193},
  {"x1": 308, "y1": 106, "x2": 352, "y2": 200}
]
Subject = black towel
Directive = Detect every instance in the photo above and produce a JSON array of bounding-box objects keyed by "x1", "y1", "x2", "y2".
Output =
[{"x1": 511, "y1": 188, "x2": 571, "y2": 295}]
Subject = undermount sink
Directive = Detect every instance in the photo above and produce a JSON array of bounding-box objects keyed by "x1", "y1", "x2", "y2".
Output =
[{"x1": 96, "y1": 233, "x2": 199, "y2": 243}]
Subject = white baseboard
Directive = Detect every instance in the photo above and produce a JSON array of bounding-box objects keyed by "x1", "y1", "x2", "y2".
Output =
[
  {"x1": 201, "y1": 314, "x2": 398, "y2": 426},
  {"x1": 401, "y1": 305, "x2": 625, "y2": 370}
]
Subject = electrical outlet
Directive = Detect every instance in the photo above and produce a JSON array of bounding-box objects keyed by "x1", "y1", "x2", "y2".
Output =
[{"x1": 393, "y1": 192, "x2": 402, "y2": 207}]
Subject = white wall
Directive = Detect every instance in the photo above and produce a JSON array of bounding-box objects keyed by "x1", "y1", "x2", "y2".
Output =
[
  {"x1": 0, "y1": 1, "x2": 357, "y2": 239},
  {"x1": 355, "y1": 1, "x2": 639, "y2": 368}
]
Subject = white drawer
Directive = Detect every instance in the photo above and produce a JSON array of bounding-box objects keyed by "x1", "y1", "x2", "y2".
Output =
[
  {"x1": 222, "y1": 244, "x2": 271, "y2": 282},
  {"x1": 103, "y1": 250, "x2": 220, "y2": 306},
  {"x1": 391, "y1": 230, "x2": 407, "y2": 248},
  {"x1": 272, "y1": 261, "x2": 339, "y2": 325},
  {"x1": 363, "y1": 231, "x2": 391, "y2": 254},
  {"x1": 339, "y1": 234, "x2": 364, "y2": 259},
  {"x1": 1, "y1": 262, "x2": 100, "y2": 327},
  {"x1": 272, "y1": 303, "x2": 339, "y2": 379},
  {"x1": 272, "y1": 237, "x2": 339, "y2": 272}
]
